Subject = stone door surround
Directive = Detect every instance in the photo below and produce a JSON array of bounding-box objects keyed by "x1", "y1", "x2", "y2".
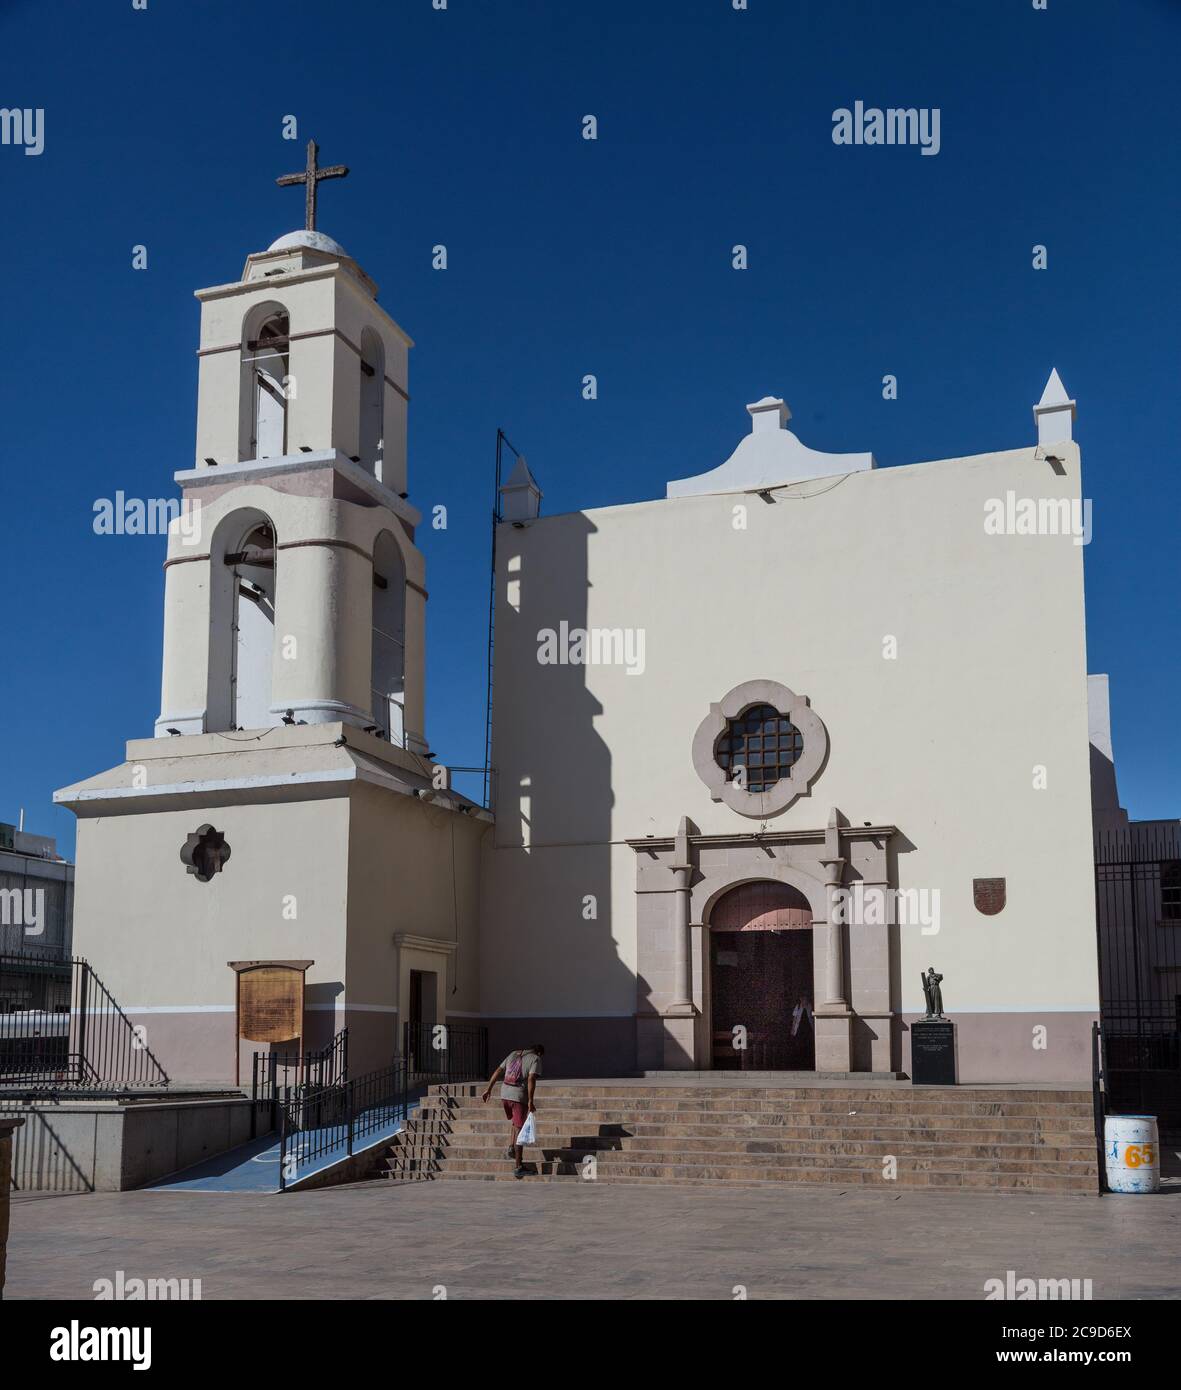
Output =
[{"x1": 630, "y1": 809, "x2": 899, "y2": 1073}]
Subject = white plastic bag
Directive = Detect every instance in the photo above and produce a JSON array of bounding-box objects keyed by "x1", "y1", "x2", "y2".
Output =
[{"x1": 516, "y1": 1112, "x2": 537, "y2": 1146}]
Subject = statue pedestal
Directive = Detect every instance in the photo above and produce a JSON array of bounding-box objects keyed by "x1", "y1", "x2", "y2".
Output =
[{"x1": 911, "y1": 1019, "x2": 957, "y2": 1085}]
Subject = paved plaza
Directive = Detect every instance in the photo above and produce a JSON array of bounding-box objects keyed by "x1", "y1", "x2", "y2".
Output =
[{"x1": 8, "y1": 1180, "x2": 1179, "y2": 1301}]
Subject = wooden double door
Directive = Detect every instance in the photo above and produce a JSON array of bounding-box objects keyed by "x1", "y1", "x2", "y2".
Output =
[{"x1": 711, "y1": 927, "x2": 814, "y2": 1070}]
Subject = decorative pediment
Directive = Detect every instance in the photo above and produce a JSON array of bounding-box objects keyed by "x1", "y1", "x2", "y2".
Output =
[{"x1": 667, "y1": 396, "x2": 874, "y2": 499}]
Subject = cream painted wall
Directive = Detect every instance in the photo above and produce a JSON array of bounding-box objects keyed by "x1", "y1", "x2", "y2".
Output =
[
  {"x1": 482, "y1": 440, "x2": 1098, "y2": 1020},
  {"x1": 71, "y1": 797, "x2": 349, "y2": 1005},
  {"x1": 65, "y1": 766, "x2": 486, "y2": 1080},
  {"x1": 345, "y1": 781, "x2": 485, "y2": 1026}
]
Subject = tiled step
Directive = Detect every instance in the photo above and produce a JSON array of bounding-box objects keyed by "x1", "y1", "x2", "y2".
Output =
[
  {"x1": 389, "y1": 1128, "x2": 1094, "y2": 1162},
  {"x1": 431, "y1": 1082, "x2": 1092, "y2": 1102},
  {"x1": 431, "y1": 1112, "x2": 1096, "y2": 1136},
  {"x1": 423, "y1": 1165, "x2": 1096, "y2": 1193},
  {"x1": 421, "y1": 1119, "x2": 1095, "y2": 1144},
  {"x1": 424, "y1": 1082, "x2": 1094, "y2": 1100},
  {"x1": 416, "y1": 1096, "x2": 1095, "y2": 1119},
  {"x1": 416, "y1": 1135, "x2": 1095, "y2": 1162},
  {"x1": 403, "y1": 1111, "x2": 1098, "y2": 1140},
  {"x1": 430, "y1": 1141, "x2": 1096, "y2": 1171}
]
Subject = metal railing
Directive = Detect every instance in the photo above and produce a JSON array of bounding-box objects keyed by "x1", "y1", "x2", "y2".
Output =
[
  {"x1": 1094, "y1": 834, "x2": 1181, "y2": 1140},
  {"x1": 403, "y1": 1020, "x2": 487, "y2": 1083},
  {"x1": 1091, "y1": 1020, "x2": 1107, "y2": 1193},
  {"x1": 277, "y1": 1021, "x2": 488, "y2": 1190},
  {"x1": 251, "y1": 1027, "x2": 349, "y2": 1104},
  {"x1": 251, "y1": 1028, "x2": 349, "y2": 1138},
  {"x1": 0, "y1": 952, "x2": 168, "y2": 1095}
]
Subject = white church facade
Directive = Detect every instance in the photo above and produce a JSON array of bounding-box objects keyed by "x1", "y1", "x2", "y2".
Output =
[{"x1": 56, "y1": 200, "x2": 1101, "y2": 1087}]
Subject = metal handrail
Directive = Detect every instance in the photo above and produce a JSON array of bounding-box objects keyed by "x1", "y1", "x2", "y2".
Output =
[
  {"x1": 1091, "y1": 1019, "x2": 1107, "y2": 1194},
  {"x1": 277, "y1": 1021, "x2": 488, "y2": 1190},
  {"x1": 0, "y1": 953, "x2": 168, "y2": 1095}
]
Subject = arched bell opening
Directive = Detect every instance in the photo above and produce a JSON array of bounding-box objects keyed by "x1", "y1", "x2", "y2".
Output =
[
  {"x1": 358, "y1": 327, "x2": 385, "y2": 479},
  {"x1": 207, "y1": 509, "x2": 278, "y2": 733},
  {"x1": 239, "y1": 303, "x2": 290, "y2": 462},
  {"x1": 370, "y1": 529, "x2": 407, "y2": 745}
]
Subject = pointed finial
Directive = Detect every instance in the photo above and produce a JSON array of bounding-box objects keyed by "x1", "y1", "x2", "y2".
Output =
[
  {"x1": 499, "y1": 455, "x2": 542, "y2": 522},
  {"x1": 1033, "y1": 368, "x2": 1077, "y2": 446}
]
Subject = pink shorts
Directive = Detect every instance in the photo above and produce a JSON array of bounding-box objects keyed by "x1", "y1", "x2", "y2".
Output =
[{"x1": 502, "y1": 1099, "x2": 528, "y2": 1130}]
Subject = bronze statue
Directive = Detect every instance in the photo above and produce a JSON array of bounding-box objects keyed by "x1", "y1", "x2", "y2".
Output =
[{"x1": 921, "y1": 966, "x2": 945, "y2": 1020}]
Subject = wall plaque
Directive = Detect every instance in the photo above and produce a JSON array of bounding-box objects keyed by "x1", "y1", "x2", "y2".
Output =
[
  {"x1": 228, "y1": 960, "x2": 313, "y2": 1084},
  {"x1": 973, "y1": 877, "x2": 1006, "y2": 915}
]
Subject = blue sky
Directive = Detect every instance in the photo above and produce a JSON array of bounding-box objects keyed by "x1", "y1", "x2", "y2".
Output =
[{"x1": 0, "y1": 0, "x2": 1178, "y2": 857}]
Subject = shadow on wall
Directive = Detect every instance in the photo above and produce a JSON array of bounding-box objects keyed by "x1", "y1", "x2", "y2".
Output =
[
  {"x1": 484, "y1": 510, "x2": 637, "y2": 1078},
  {"x1": 4, "y1": 1108, "x2": 94, "y2": 1193},
  {"x1": 305, "y1": 981, "x2": 345, "y2": 1053}
]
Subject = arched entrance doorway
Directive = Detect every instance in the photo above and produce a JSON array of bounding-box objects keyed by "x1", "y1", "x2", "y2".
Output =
[{"x1": 709, "y1": 881, "x2": 814, "y2": 1070}]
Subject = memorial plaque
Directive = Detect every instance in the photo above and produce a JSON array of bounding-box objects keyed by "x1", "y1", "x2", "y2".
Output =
[
  {"x1": 228, "y1": 960, "x2": 313, "y2": 1084},
  {"x1": 911, "y1": 1019, "x2": 957, "y2": 1086},
  {"x1": 240, "y1": 966, "x2": 303, "y2": 1043}
]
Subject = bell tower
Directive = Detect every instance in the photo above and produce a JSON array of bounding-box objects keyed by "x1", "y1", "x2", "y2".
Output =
[
  {"x1": 56, "y1": 148, "x2": 489, "y2": 1091},
  {"x1": 156, "y1": 146, "x2": 426, "y2": 751}
]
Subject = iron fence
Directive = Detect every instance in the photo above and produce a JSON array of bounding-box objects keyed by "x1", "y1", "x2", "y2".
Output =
[
  {"x1": 251, "y1": 1028, "x2": 349, "y2": 1139},
  {"x1": 251, "y1": 1028, "x2": 349, "y2": 1104},
  {"x1": 1094, "y1": 826, "x2": 1181, "y2": 1141},
  {"x1": 403, "y1": 1020, "x2": 487, "y2": 1085},
  {"x1": 277, "y1": 1020, "x2": 488, "y2": 1190},
  {"x1": 0, "y1": 952, "x2": 168, "y2": 1095}
]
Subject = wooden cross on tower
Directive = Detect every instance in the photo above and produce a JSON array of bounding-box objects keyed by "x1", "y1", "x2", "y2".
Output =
[{"x1": 276, "y1": 140, "x2": 349, "y2": 232}]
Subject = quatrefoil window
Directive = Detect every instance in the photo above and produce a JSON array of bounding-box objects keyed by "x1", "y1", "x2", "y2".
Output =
[
  {"x1": 180, "y1": 824, "x2": 232, "y2": 883},
  {"x1": 714, "y1": 704, "x2": 805, "y2": 793},
  {"x1": 692, "y1": 681, "x2": 828, "y2": 817}
]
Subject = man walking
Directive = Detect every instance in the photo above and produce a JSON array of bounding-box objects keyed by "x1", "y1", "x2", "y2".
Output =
[{"x1": 482, "y1": 1043, "x2": 543, "y2": 1179}]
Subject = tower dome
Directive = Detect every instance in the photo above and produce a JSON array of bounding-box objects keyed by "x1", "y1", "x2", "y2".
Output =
[{"x1": 267, "y1": 228, "x2": 349, "y2": 257}]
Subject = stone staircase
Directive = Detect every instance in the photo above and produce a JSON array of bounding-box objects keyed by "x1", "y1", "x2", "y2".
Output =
[{"x1": 371, "y1": 1081, "x2": 1100, "y2": 1195}]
